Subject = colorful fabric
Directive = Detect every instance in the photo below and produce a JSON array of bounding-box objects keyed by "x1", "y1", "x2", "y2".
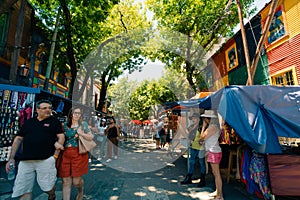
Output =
[{"x1": 249, "y1": 152, "x2": 272, "y2": 199}]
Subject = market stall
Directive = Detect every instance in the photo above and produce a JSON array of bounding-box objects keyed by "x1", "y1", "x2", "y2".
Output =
[
  {"x1": 0, "y1": 84, "x2": 40, "y2": 162},
  {"x1": 169, "y1": 85, "x2": 300, "y2": 198}
]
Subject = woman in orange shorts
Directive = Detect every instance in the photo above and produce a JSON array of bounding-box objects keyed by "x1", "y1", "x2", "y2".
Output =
[{"x1": 57, "y1": 107, "x2": 93, "y2": 200}]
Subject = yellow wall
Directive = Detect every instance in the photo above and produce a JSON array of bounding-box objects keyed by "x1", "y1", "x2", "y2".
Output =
[
  {"x1": 214, "y1": 76, "x2": 228, "y2": 91},
  {"x1": 284, "y1": 0, "x2": 300, "y2": 38}
]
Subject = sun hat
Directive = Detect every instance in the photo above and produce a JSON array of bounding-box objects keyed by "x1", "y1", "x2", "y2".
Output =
[{"x1": 200, "y1": 110, "x2": 217, "y2": 118}]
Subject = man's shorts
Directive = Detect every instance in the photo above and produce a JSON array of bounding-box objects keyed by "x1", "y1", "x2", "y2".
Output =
[
  {"x1": 12, "y1": 156, "x2": 57, "y2": 198},
  {"x1": 207, "y1": 151, "x2": 222, "y2": 164}
]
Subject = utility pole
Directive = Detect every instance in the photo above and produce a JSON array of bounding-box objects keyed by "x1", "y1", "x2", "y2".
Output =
[
  {"x1": 44, "y1": 8, "x2": 61, "y2": 90},
  {"x1": 236, "y1": 0, "x2": 252, "y2": 85}
]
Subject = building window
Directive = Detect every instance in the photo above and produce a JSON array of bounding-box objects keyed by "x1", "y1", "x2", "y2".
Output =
[
  {"x1": 262, "y1": 4, "x2": 288, "y2": 48},
  {"x1": 271, "y1": 68, "x2": 296, "y2": 86}
]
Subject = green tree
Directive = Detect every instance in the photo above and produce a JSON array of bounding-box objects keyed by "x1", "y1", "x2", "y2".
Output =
[
  {"x1": 129, "y1": 81, "x2": 177, "y2": 120},
  {"x1": 107, "y1": 76, "x2": 138, "y2": 121},
  {"x1": 27, "y1": 0, "x2": 120, "y2": 100},
  {"x1": 145, "y1": 0, "x2": 254, "y2": 92},
  {"x1": 158, "y1": 67, "x2": 194, "y2": 100},
  {"x1": 86, "y1": 0, "x2": 152, "y2": 112}
]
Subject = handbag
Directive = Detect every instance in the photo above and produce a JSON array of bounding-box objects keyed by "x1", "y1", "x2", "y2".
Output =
[{"x1": 78, "y1": 135, "x2": 96, "y2": 154}]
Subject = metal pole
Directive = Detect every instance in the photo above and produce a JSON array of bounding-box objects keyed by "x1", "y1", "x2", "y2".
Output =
[{"x1": 44, "y1": 8, "x2": 61, "y2": 90}]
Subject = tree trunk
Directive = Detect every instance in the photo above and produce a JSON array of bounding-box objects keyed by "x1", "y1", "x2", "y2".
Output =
[
  {"x1": 44, "y1": 8, "x2": 61, "y2": 90},
  {"x1": 97, "y1": 73, "x2": 108, "y2": 113},
  {"x1": 59, "y1": 0, "x2": 77, "y2": 100}
]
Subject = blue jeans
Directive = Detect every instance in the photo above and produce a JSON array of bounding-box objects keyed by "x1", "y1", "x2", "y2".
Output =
[{"x1": 188, "y1": 148, "x2": 206, "y2": 175}]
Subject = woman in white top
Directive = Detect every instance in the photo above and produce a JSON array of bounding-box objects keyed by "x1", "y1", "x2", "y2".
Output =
[{"x1": 200, "y1": 110, "x2": 223, "y2": 200}]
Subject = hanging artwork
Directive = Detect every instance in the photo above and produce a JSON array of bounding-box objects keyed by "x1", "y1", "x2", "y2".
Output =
[
  {"x1": 267, "y1": 7, "x2": 286, "y2": 44},
  {"x1": 225, "y1": 43, "x2": 239, "y2": 71}
]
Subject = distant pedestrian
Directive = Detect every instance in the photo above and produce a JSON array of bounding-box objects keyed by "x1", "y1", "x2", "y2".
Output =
[
  {"x1": 181, "y1": 112, "x2": 206, "y2": 187},
  {"x1": 200, "y1": 110, "x2": 223, "y2": 200},
  {"x1": 96, "y1": 118, "x2": 107, "y2": 160},
  {"x1": 105, "y1": 117, "x2": 120, "y2": 162},
  {"x1": 6, "y1": 99, "x2": 65, "y2": 200},
  {"x1": 159, "y1": 125, "x2": 167, "y2": 149},
  {"x1": 154, "y1": 119, "x2": 163, "y2": 149},
  {"x1": 57, "y1": 106, "x2": 93, "y2": 200}
]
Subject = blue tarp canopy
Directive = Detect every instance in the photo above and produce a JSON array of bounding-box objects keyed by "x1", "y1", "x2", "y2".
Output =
[
  {"x1": 0, "y1": 84, "x2": 40, "y2": 94},
  {"x1": 172, "y1": 85, "x2": 300, "y2": 154}
]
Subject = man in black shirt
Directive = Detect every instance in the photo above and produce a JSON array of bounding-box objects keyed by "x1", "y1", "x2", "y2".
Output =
[{"x1": 6, "y1": 99, "x2": 65, "y2": 200}]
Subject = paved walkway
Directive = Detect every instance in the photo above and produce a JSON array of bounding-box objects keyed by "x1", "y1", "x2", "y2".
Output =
[{"x1": 0, "y1": 139, "x2": 297, "y2": 200}]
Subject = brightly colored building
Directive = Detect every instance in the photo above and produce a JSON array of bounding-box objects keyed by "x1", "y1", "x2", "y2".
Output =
[{"x1": 206, "y1": 0, "x2": 300, "y2": 89}]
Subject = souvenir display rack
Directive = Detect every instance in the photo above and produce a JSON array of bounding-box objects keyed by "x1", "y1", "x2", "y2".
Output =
[{"x1": 0, "y1": 84, "x2": 40, "y2": 162}]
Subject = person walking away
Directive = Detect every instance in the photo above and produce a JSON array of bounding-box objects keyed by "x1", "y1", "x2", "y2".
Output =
[
  {"x1": 57, "y1": 107, "x2": 93, "y2": 200},
  {"x1": 5, "y1": 99, "x2": 65, "y2": 200},
  {"x1": 105, "y1": 117, "x2": 120, "y2": 162},
  {"x1": 159, "y1": 125, "x2": 167, "y2": 149},
  {"x1": 97, "y1": 118, "x2": 107, "y2": 160},
  {"x1": 155, "y1": 120, "x2": 163, "y2": 149},
  {"x1": 200, "y1": 110, "x2": 223, "y2": 200},
  {"x1": 181, "y1": 112, "x2": 206, "y2": 187}
]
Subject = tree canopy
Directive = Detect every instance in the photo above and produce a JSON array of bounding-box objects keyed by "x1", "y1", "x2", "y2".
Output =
[
  {"x1": 145, "y1": 0, "x2": 255, "y2": 92},
  {"x1": 129, "y1": 80, "x2": 178, "y2": 120}
]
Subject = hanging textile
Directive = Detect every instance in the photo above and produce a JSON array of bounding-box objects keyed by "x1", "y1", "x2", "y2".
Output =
[{"x1": 0, "y1": 84, "x2": 40, "y2": 161}]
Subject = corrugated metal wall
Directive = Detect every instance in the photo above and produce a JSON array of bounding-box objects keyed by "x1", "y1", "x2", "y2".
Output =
[
  {"x1": 266, "y1": 0, "x2": 300, "y2": 85},
  {"x1": 285, "y1": 0, "x2": 300, "y2": 38},
  {"x1": 229, "y1": 54, "x2": 270, "y2": 85},
  {"x1": 268, "y1": 34, "x2": 300, "y2": 85},
  {"x1": 227, "y1": 14, "x2": 270, "y2": 85}
]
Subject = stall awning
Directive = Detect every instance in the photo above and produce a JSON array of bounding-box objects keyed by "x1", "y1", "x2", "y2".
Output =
[
  {"x1": 167, "y1": 85, "x2": 300, "y2": 154},
  {"x1": 0, "y1": 84, "x2": 40, "y2": 93}
]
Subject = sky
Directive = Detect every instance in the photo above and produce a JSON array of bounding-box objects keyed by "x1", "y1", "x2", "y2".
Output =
[{"x1": 126, "y1": 0, "x2": 271, "y2": 82}]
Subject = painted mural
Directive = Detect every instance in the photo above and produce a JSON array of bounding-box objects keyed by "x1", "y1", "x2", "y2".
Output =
[
  {"x1": 267, "y1": 7, "x2": 286, "y2": 44},
  {"x1": 225, "y1": 43, "x2": 238, "y2": 71}
]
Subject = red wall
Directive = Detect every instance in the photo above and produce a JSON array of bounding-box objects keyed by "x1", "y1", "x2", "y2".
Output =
[{"x1": 268, "y1": 33, "x2": 300, "y2": 85}]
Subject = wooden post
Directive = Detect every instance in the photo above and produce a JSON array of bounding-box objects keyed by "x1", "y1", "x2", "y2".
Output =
[
  {"x1": 246, "y1": 0, "x2": 279, "y2": 85},
  {"x1": 236, "y1": 0, "x2": 252, "y2": 85}
]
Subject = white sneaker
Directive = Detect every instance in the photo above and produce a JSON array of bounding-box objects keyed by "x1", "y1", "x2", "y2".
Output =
[
  {"x1": 106, "y1": 159, "x2": 112, "y2": 163},
  {"x1": 114, "y1": 156, "x2": 118, "y2": 160}
]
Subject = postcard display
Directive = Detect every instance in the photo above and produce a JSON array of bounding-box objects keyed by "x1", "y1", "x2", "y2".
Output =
[{"x1": 0, "y1": 89, "x2": 35, "y2": 161}]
